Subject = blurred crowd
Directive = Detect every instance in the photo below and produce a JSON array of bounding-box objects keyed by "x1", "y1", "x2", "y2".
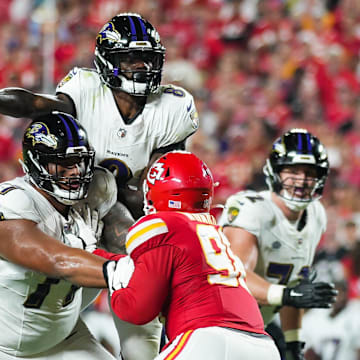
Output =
[{"x1": 1, "y1": 0, "x2": 360, "y2": 356}]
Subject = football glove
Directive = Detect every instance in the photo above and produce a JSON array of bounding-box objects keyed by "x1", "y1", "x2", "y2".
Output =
[
  {"x1": 282, "y1": 276, "x2": 337, "y2": 308},
  {"x1": 103, "y1": 256, "x2": 135, "y2": 295},
  {"x1": 78, "y1": 203, "x2": 104, "y2": 241},
  {"x1": 66, "y1": 208, "x2": 99, "y2": 252},
  {"x1": 285, "y1": 341, "x2": 305, "y2": 360}
]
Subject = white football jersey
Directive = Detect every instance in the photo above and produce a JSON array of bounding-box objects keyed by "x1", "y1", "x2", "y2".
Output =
[
  {"x1": 56, "y1": 68, "x2": 199, "y2": 187},
  {"x1": 0, "y1": 177, "x2": 90, "y2": 356},
  {"x1": 218, "y1": 190, "x2": 327, "y2": 324},
  {"x1": 302, "y1": 300, "x2": 360, "y2": 360}
]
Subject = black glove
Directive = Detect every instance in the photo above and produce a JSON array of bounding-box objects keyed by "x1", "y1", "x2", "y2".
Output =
[
  {"x1": 285, "y1": 341, "x2": 305, "y2": 360},
  {"x1": 282, "y1": 276, "x2": 337, "y2": 308}
]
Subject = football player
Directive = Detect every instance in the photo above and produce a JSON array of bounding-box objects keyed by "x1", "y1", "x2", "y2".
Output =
[
  {"x1": 105, "y1": 151, "x2": 281, "y2": 360},
  {"x1": 0, "y1": 13, "x2": 198, "y2": 357},
  {"x1": 0, "y1": 112, "x2": 131, "y2": 359},
  {"x1": 218, "y1": 128, "x2": 338, "y2": 360},
  {"x1": 302, "y1": 279, "x2": 360, "y2": 360}
]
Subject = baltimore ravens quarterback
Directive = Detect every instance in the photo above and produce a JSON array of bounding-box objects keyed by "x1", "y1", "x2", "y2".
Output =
[
  {"x1": 218, "y1": 129, "x2": 338, "y2": 360},
  {"x1": 0, "y1": 13, "x2": 197, "y2": 358},
  {"x1": 0, "y1": 112, "x2": 130, "y2": 359}
]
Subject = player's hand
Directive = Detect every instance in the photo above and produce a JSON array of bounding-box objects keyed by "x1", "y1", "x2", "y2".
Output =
[
  {"x1": 285, "y1": 341, "x2": 305, "y2": 360},
  {"x1": 67, "y1": 208, "x2": 99, "y2": 252},
  {"x1": 103, "y1": 256, "x2": 135, "y2": 295},
  {"x1": 282, "y1": 276, "x2": 337, "y2": 308},
  {"x1": 78, "y1": 203, "x2": 104, "y2": 241}
]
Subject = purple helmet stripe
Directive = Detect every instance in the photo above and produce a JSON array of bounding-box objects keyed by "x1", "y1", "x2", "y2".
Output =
[
  {"x1": 138, "y1": 17, "x2": 149, "y2": 41},
  {"x1": 128, "y1": 16, "x2": 137, "y2": 41},
  {"x1": 297, "y1": 133, "x2": 303, "y2": 153},
  {"x1": 66, "y1": 113, "x2": 85, "y2": 146},
  {"x1": 306, "y1": 133, "x2": 312, "y2": 153},
  {"x1": 58, "y1": 114, "x2": 74, "y2": 147}
]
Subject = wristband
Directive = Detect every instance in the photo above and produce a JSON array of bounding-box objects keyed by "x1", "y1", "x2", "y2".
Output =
[
  {"x1": 284, "y1": 329, "x2": 302, "y2": 342},
  {"x1": 267, "y1": 284, "x2": 286, "y2": 305}
]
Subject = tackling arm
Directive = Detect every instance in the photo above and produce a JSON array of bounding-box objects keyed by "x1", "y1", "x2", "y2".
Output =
[
  {"x1": 224, "y1": 226, "x2": 272, "y2": 305},
  {"x1": 223, "y1": 226, "x2": 337, "y2": 308},
  {"x1": 0, "y1": 219, "x2": 107, "y2": 287},
  {"x1": 0, "y1": 88, "x2": 75, "y2": 118},
  {"x1": 110, "y1": 246, "x2": 172, "y2": 325}
]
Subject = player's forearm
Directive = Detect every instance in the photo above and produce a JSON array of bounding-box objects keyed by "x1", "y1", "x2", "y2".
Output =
[
  {"x1": 53, "y1": 251, "x2": 107, "y2": 288},
  {"x1": 93, "y1": 248, "x2": 125, "y2": 261},
  {"x1": 0, "y1": 88, "x2": 40, "y2": 118},
  {"x1": 280, "y1": 306, "x2": 303, "y2": 332},
  {"x1": 245, "y1": 269, "x2": 273, "y2": 305},
  {"x1": 0, "y1": 88, "x2": 72, "y2": 118}
]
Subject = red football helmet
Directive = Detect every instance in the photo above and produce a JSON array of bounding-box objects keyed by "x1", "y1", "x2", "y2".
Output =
[{"x1": 144, "y1": 151, "x2": 214, "y2": 214}]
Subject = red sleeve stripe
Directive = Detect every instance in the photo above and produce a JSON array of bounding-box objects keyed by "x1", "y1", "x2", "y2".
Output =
[
  {"x1": 163, "y1": 330, "x2": 194, "y2": 360},
  {"x1": 126, "y1": 218, "x2": 168, "y2": 254}
]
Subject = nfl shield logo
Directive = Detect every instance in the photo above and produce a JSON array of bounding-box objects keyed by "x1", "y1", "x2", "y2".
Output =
[{"x1": 117, "y1": 128, "x2": 127, "y2": 138}]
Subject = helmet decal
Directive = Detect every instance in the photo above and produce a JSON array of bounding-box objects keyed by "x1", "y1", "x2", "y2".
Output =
[
  {"x1": 147, "y1": 162, "x2": 166, "y2": 185},
  {"x1": 97, "y1": 21, "x2": 123, "y2": 46},
  {"x1": 25, "y1": 123, "x2": 58, "y2": 149}
]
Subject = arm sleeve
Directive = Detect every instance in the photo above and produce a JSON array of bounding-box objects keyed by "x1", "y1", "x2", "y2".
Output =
[
  {"x1": 110, "y1": 245, "x2": 175, "y2": 325},
  {"x1": 156, "y1": 87, "x2": 198, "y2": 149},
  {"x1": 0, "y1": 187, "x2": 41, "y2": 223},
  {"x1": 219, "y1": 193, "x2": 262, "y2": 238},
  {"x1": 93, "y1": 248, "x2": 125, "y2": 261}
]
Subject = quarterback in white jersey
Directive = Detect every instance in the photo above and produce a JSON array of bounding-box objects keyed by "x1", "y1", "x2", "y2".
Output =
[
  {"x1": 56, "y1": 68, "x2": 198, "y2": 187},
  {"x1": 0, "y1": 113, "x2": 123, "y2": 359},
  {"x1": 219, "y1": 129, "x2": 337, "y2": 360},
  {"x1": 302, "y1": 281, "x2": 360, "y2": 360}
]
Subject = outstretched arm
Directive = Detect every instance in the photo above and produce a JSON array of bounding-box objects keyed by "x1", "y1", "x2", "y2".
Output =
[
  {"x1": 0, "y1": 219, "x2": 106, "y2": 287},
  {"x1": 223, "y1": 226, "x2": 337, "y2": 308},
  {"x1": 0, "y1": 88, "x2": 75, "y2": 118},
  {"x1": 223, "y1": 226, "x2": 272, "y2": 305}
]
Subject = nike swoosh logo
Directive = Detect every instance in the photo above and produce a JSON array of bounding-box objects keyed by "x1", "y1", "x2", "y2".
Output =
[
  {"x1": 186, "y1": 101, "x2": 192, "y2": 112},
  {"x1": 290, "y1": 290, "x2": 303, "y2": 297}
]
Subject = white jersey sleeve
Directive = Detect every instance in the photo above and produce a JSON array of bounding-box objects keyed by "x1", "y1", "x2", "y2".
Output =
[
  {"x1": 0, "y1": 182, "x2": 41, "y2": 223},
  {"x1": 56, "y1": 67, "x2": 84, "y2": 114},
  {"x1": 218, "y1": 190, "x2": 272, "y2": 244},
  {"x1": 150, "y1": 84, "x2": 199, "y2": 150}
]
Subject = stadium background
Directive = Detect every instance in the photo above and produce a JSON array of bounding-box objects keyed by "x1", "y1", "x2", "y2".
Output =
[{"x1": 0, "y1": 0, "x2": 359, "y2": 357}]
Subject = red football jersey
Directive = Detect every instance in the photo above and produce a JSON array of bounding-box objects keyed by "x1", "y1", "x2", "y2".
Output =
[{"x1": 111, "y1": 211, "x2": 266, "y2": 342}]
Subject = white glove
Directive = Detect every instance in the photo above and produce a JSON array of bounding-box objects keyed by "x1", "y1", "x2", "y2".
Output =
[
  {"x1": 103, "y1": 256, "x2": 135, "y2": 295},
  {"x1": 78, "y1": 203, "x2": 104, "y2": 241},
  {"x1": 66, "y1": 208, "x2": 98, "y2": 252}
]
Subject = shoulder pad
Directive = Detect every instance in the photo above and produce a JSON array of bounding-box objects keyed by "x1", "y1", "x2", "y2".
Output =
[
  {"x1": 126, "y1": 215, "x2": 169, "y2": 255},
  {"x1": 57, "y1": 67, "x2": 80, "y2": 88},
  {"x1": 74, "y1": 166, "x2": 117, "y2": 219},
  {"x1": 0, "y1": 183, "x2": 35, "y2": 220},
  {"x1": 218, "y1": 190, "x2": 269, "y2": 233},
  {"x1": 152, "y1": 85, "x2": 198, "y2": 142}
]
